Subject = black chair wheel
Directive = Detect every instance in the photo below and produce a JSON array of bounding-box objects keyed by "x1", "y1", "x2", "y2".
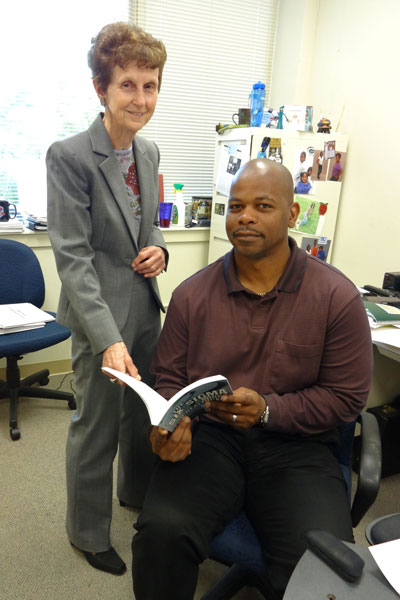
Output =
[
  {"x1": 68, "y1": 399, "x2": 76, "y2": 410},
  {"x1": 39, "y1": 376, "x2": 50, "y2": 386},
  {"x1": 10, "y1": 427, "x2": 21, "y2": 441}
]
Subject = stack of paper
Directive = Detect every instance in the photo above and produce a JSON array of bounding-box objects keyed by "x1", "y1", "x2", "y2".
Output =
[
  {"x1": 371, "y1": 327, "x2": 400, "y2": 353},
  {"x1": 0, "y1": 220, "x2": 24, "y2": 232},
  {"x1": 363, "y1": 300, "x2": 400, "y2": 329},
  {"x1": 0, "y1": 303, "x2": 55, "y2": 335}
]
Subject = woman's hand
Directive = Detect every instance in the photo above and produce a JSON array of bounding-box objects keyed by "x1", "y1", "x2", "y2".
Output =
[
  {"x1": 131, "y1": 246, "x2": 165, "y2": 278},
  {"x1": 150, "y1": 417, "x2": 192, "y2": 462},
  {"x1": 205, "y1": 387, "x2": 266, "y2": 429},
  {"x1": 101, "y1": 341, "x2": 140, "y2": 385}
]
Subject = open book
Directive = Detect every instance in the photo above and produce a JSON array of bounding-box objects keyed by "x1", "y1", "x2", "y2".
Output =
[{"x1": 103, "y1": 367, "x2": 232, "y2": 432}]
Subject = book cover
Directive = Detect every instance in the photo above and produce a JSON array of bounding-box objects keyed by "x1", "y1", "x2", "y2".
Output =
[
  {"x1": 102, "y1": 367, "x2": 232, "y2": 432},
  {"x1": 25, "y1": 220, "x2": 47, "y2": 231}
]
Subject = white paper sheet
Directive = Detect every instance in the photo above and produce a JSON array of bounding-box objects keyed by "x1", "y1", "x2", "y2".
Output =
[
  {"x1": 0, "y1": 303, "x2": 54, "y2": 330},
  {"x1": 369, "y1": 538, "x2": 400, "y2": 595},
  {"x1": 215, "y1": 140, "x2": 250, "y2": 196},
  {"x1": 371, "y1": 327, "x2": 400, "y2": 350}
]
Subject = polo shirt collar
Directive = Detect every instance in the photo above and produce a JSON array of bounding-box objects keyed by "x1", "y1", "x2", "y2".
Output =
[{"x1": 223, "y1": 236, "x2": 306, "y2": 295}]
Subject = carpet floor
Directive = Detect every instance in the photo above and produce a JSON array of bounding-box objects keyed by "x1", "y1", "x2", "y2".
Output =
[{"x1": 0, "y1": 372, "x2": 398, "y2": 600}]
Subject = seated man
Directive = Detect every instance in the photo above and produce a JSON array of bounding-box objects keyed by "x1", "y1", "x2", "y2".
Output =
[{"x1": 131, "y1": 159, "x2": 372, "y2": 600}]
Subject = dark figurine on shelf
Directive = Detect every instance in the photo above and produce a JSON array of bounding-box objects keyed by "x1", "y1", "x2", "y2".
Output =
[
  {"x1": 277, "y1": 105, "x2": 288, "y2": 129},
  {"x1": 317, "y1": 117, "x2": 331, "y2": 133}
]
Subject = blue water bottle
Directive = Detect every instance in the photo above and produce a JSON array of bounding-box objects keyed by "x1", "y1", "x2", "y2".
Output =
[{"x1": 250, "y1": 81, "x2": 265, "y2": 127}]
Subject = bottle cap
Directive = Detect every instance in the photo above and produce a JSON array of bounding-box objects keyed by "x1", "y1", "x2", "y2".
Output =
[
  {"x1": 173, "y1": 183, "x2": 184, "y2": 192},
  {"x1": 253, "y1": 81, "x2": 265, "y2": 90}
]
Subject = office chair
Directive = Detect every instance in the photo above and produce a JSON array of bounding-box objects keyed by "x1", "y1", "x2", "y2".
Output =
[
  {"x1": 201, "y1": 411, "x2": 382, "y2": 600},
  {"x1": 366, "y1": 513, "x2": 400, "y2": 545},
  {"x1": 0, "y1": 239, "x2": 76, "y2": 440}
]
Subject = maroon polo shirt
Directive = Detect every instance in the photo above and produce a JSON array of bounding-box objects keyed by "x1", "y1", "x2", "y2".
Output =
[{"x1": 151, "y1": 238, "x2": 372, "y2": 435}]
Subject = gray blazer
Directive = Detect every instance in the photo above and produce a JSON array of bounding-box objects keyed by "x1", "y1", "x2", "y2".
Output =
[{"x1": 47, "y1": 114, "x2": 167, "y2": 356}]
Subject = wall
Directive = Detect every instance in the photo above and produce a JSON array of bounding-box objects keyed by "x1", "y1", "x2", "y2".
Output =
[
  {"x1": 0, "y1": 229, "x2": 209, "y2": 377},
  {"x1": 271, "y1": 0, "x2": 400, "y2": 287}
]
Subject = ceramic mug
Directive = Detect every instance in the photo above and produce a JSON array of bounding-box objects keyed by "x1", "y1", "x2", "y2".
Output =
[
  {"x1": 232, "y1": 108, "x2": 251, "y2": 126},
  {"x1": 0, "y1": 200, "x2": 17, "y2": 221}
]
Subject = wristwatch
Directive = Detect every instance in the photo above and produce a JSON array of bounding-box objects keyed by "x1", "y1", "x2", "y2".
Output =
[{"x1": 260, "y1": 396, "x2": 270, "y2": 427}]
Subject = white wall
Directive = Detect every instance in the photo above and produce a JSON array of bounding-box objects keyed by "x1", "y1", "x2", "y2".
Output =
[{"x1": 271, "y1": 0, "x2": 400, "y2": 286}]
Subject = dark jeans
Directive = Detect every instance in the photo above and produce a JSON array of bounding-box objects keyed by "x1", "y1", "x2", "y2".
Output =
[{"x1": 132, "y1": 420, "x2": 353, "y2": 599}]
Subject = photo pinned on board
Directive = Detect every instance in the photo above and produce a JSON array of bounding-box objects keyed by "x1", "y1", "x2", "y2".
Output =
[
  {"x1": 291, "y1": 196, "x2": 328, "y2": 236},
  {"x1": 311, "y1": 149, "x2": 328, "y2": 181},
  {"x1": 294, "y1": 166, "x2": 315, "y2": 195},
  {"x1": 292, "y1": 147, "x2": 315, "y2": 192},
  {"x1": 324, "y1": 140, "x2": 336, "y2": 160},
  {"x1": 327, "y1": 151, "x2": 346, "y2": 182},
  {"x1": 268, "y1": 138, "x2": 283, "y2": 163},
  {"x1": 301, "y1": 236, "x2": 331, "y2": 262},
  {"x1": 227, "y1": 155, "x2": 241, "y2": 175}
]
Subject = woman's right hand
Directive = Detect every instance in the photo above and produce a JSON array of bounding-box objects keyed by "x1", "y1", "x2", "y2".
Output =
[
  {"x1": 102, "y1": 341, "x2": 140, "y2": 385},
  {"x1": 150, "y1": 417, "x2": 192, "y2": 462}
]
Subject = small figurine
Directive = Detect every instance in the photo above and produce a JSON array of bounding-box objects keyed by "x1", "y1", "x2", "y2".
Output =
[
  {"x1": 277, "y1": 106, "x2": 288, "y2": 129},
  {"x1": 317, "y1": 118, "x2": 331, "y2": 134}
]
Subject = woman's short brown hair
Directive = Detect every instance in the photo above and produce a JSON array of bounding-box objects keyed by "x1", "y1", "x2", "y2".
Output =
[{"x1": 88, "y1": 22, "x2": 167, "y2": 93}]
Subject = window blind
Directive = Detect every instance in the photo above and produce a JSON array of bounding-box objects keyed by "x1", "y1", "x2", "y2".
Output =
[
  {"x1": 0, "y1": 0, "x2": 278, "y2": 215},
  {"x1": 134, "y1": 0, "x2": 279, "y2": 203}
]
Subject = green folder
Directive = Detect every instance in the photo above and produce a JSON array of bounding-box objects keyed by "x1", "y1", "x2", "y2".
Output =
[{"x1": 363, "y1": 300, "x2": 400, "y2": 326}]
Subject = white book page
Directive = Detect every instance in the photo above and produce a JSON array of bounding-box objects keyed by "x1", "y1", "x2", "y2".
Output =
[
  {"x1": 169, "y1": 374, "x2": 227, "y2": 403},
  {"x1": 102, "y1": 367, "x2": 168, "y2": 425},
  {"x1": 369, "y1": 538, "x2": 400, "y2": 595}
]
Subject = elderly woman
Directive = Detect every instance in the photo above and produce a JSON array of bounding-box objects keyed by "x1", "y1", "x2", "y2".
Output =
[{"x1": 46, "y1": 22, "x2": 167, "y2": 575}]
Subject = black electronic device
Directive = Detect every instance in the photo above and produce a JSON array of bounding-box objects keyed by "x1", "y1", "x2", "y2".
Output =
[
  {"x1": 303, "y1": 530, "x2": 364, "y2": 582},
  {"x1": 362, "y1": 284, "x2": 400, "y2": 306},
  {"x1": 383, "y1": 271, "x2": 400, "y2": 292},
  {"x1": 363, "y1": 284, "x2": 392, "y2": 297}
]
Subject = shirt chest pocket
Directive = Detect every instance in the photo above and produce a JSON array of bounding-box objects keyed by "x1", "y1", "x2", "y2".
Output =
[{"x1": 268, "y1": 339, "x2": 323, "y2": 393}]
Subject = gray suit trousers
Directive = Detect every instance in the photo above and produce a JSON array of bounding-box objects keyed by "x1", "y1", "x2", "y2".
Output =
[{"x1": 66, "y1": 276, "x2": 160, "y2": 551}]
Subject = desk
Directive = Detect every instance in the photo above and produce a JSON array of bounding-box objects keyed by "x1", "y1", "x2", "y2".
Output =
[
  {"x1": 367, "y1": 328, "x2": 400, "y2": 409},
  {"x1": 372, "y1": 328, "x2": 400, "y2": 363},
  {"x1": 284, "y1": 543, "x2": 397, "y2": 599}
]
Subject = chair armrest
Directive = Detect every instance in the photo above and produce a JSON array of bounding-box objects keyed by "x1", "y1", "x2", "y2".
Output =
[{"x1": 351, "y1": 412, "x2": 382, "y2": 527}]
